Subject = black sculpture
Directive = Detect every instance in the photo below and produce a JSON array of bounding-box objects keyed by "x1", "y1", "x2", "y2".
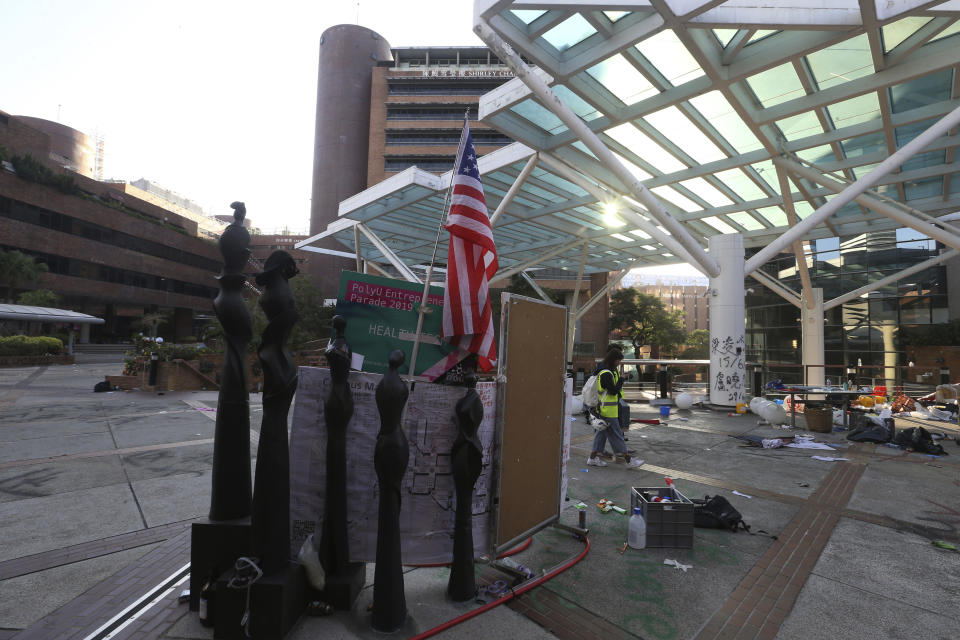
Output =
[
  {"x1": 372, "y1": 350, "x2": 410, "y2": 632},
  {"x1": 317, "y1": 315, "x2": 365, "y2": 609},
  {"x1": 447, "y1": 372, "x2": 484, "y2": 601},
  {"x1": 250, "y1": 250, "x2": 299, "y2": 576},
  {"x1": 209, "y1": 201, "x2": 253, "y2": 521}
]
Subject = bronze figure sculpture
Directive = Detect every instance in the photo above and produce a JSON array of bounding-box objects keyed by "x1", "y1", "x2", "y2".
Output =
[
  {"x1": 209, "y1": 201, "x2": 253, "y2": 521},
  {"x1": 371, "y1": 349, "x2": 410, "y2": 631},
  {"x1": 250, "y1": 250, "x2": 299, "y2": 575}
]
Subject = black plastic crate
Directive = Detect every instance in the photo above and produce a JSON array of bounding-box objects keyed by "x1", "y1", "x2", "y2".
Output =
[{"x1": 630, "y1": 486, "x2": 694, "y2": 549}]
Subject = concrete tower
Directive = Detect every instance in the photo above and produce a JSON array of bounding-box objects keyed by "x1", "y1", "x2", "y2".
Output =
[{"x1": 309, "y1": 25, "x2": 392, "y2": 295}]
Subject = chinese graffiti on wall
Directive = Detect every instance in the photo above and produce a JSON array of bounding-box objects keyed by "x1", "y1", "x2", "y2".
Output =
[{"x1": 711, "y1": 334, "x2": 745, "y2": 404}]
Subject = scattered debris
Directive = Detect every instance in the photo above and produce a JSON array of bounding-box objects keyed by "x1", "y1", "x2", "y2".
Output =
[
  {"x1": 663, "y1": 559, "x2": 692, "y2": 572},
  {"x1": 811, "y1": 456, "x2": 849, "y2": 462},
  {"x1": 732, "y1": 490, "x2": 753, "y2": 499},
  {"x1": 796, "y1": 482, "x2": 810, "y2": 488},
  {"x1": 932, "y1": 540, "x2": 958, "y2": 552}
]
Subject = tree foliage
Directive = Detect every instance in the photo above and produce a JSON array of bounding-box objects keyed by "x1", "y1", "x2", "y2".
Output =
[
  {"x1": 16, "y1": 289, "x2": 60, "y2": 308},
  {"x1": 0, "y1": 249, "x2": 49, "y2": 302},
  {"x1": 681, "y1": 329, "x2": 710, "y2": 359},
  {"x1": 609, "y1": 287, "x2": 686, "y2": 356}
]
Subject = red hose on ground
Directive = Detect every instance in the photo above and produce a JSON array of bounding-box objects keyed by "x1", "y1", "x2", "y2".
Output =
[{"x1": 407, "y1": 535, "x2": 591, "y2": 640}]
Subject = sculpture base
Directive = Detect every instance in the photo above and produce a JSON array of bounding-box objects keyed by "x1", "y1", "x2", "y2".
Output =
[
  {"x1": 322, "y1": 562, "x2": 366, "y2": 611},
  {"x1": 189, "y1": 518, "x2": 251, "y2": 611},
  {"x1": 343, "y1": 603, "x2": 419, "y2": 638},
  {"x1": 214, "y1": 564, "x2": 307, "y2": 640}
]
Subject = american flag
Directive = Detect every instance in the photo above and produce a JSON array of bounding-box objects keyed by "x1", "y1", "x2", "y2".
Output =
[{"x1": 442, "y1": 120, "x2": 498, "y2": 371}]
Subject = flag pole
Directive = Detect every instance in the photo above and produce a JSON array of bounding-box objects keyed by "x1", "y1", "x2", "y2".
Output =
[{"x1": 407, "y1": 109, "x2": 471, "y2": 377}]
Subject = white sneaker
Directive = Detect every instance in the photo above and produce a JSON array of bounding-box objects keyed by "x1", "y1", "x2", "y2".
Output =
[
  {"x1": 626, "y1": 457, "x2": 645, "y2": 468},
  {"x1": 586, "y1": 456, "x2": 608, "y2": 467}
]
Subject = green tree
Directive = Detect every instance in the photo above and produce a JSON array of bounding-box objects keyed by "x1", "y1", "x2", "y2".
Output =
[
  {"x1": 609, "y1": 287, "x2": 686, "y2": 357},
  {"x1": 288, "y1": 272, "x2": 335, "y2": 349},
  {"x1": 681, "y1": 329, "x2": 710, "y2": 359},
  {"x1": 17, "y1": 289, "x2": 60, "y2": 308},
  {"x1": 0, "y1": 249, "x2": 49, "y2": 302}
]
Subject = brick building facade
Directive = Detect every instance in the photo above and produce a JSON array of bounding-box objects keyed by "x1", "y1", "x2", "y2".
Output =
[{"x1": 0, "y1": 111, "x2": 222, "y2": 342}]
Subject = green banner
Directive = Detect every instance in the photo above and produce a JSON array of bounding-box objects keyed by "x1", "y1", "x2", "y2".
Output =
[{"x1": 335, "y1": 271, "x2": 458, "y2": 377}]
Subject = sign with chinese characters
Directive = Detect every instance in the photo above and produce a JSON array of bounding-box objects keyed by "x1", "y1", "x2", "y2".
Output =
[{"x1": 711, "y1": 334, "x2": 745, "y2": 405}]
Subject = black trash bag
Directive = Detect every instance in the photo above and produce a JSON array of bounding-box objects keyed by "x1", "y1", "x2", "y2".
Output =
[
  {"x1": 847, "y1": 420, "x2": 893, "y2": 443},
  {"x1": 93, "y1": 380, "x2": 113, "y2": 392},
  {"x1": 894, "y1": 426, "x2": 948, "y2": 456},
  {"x1": 693, "y1": 495, "x2": 749, "y2": 532}
]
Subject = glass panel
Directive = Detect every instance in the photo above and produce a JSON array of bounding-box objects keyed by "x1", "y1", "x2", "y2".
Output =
[
  {"x1": 776, "y1": 111, "x2": 825, "y2": 140},
  {"x1": 902, "y1": 149, "x2": 945, "y2": 173},
  {"x1": 535, "y1": 170, "x2": 588, "y2": 196},
  {"x1": 930, "y1": 20, "x2": 960, "y2": 43},
  {"x1": 826, "y1": 93, "x2": 881, "y2": 129},
  {"x1": 651, "y1": 186, "x2": 701, "y2": 212},
  {"x1": 629, "y1": 229, "x2": 652, "y2": 239},
  {"x1": 951, "y1": 172, "x2": 960, "y2": 194},
  {"x1": 806, "y1": 34, "x2": 872, "y2": 91},
  {"x1": 586, "y1": 54, "x2": 658, "y2": 106},
  {"x1": 679, "y1": 177, "x2": 733, "y2": 206},
  {"x1": 689, "y1": 91, "x2": 763, "y2": 152},
  {"x1": 542, "y1": 13, "x2": 597, "y2": 52},
  {"x1": 745, "y1": 63, "x2": 805, "y2": 108},
  {"x1": 511, "y1": 99, "x2": 567, "y2": 134},
  {"x1": 889, "y1": 69, "x2": 953, "y2": 113},
  {"x1": 612, "y1": 151, "x2": 653, "y2": 181},
  {"x1": 895, "y1": 117, "x2": 939, "y2": 146},
  {"x1": 727, "y1": 212, "x2": 765, "y2": 230},
  {"x1": 606, "y1": 122, "x2": 687, "y2": 173},
  {"x1": 751, "y1": 160, "x2": 781, "y2": 192},
  {"x1": 793, "y1": 201, "x2": 815, "y2": 219},
  {"x1": 702, "y1": 216, "x2": 737, "y2": 233},
  {"x1": 882, "y1": 17, "x2": 931, "y2": 52},
  {"x1": 748, "y1": 30, "x2": 778, "y2": 43},
  {"x1": 511, "y1": 9, "x2": 547, "y2": 24},
  {"x1": 552, "y1": 85, "x2": 602, "y2": 122},
  {"x1": 713, "y1": 29, "x2": 738, "y2": 47},
  {"x1": 796, "y1": 145, "x2": 837, "y2": 164},
  {"x1": 755, "y1": 206, "x2": 787, "y2": 227},
  {"x1": 635, "y1": 29, "x2": 705, "y2": 86},
  {"x1": 572, "y1": 141, "x2": 598, "y2": 159},
  {"x1": 604, "y1": 11, "x2": 628, "y2": 22},
  {"x1": 852, "y1": 163, "x2": 879, "y2": 179},
  {"x1": 611, "y1": 233, "x2": 634, "y2": 242},
  {"x1": 643, "y1": 107, "x2": 726, "y2": 164},
  {"x1": 905, "y1": 176, "x2": 942, "y2": 200},
  {"x1": 552, "y1": 211, "x2": 602, "y2": 230},
  {"x1": 714, "y1": 168, "x2": 769, "y2": 201},
  {"x1": 841, "y1": 131, "x2": 887, "y2": 159}
]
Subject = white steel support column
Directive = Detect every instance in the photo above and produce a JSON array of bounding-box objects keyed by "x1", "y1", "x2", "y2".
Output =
[
  {"x1": 489, "y1": 153, "x2": 538, "y2": 227},
  {"x1": 355, "y1": 223, "x2": 422, "y2": 284},
  {"x1": 800, "y1": 289, "x2": 825, "y2": 387},
  {"x1": 490, "y1": 238, "x2": 585, "y2": 285},
  {"x1": 708, "y1": 234, "x2": 745, "y2": 408},
  {"x1": 566, "y1": 244, "x2": 589, "y2": 365},
  {"x1": 574, "y1": 266, "x2": 632, "y2": 320}
]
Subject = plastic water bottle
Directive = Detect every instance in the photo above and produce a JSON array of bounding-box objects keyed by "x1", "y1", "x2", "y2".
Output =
[{"x1": 628, "y1": 507, "x2": 646, "y2": 549}]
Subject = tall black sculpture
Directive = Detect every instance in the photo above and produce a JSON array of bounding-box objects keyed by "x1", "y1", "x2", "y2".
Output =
[
  {"x1": 250, "y1": 250, "x2": 299, "y2": 575},
  {"x1": 210, "y1": 201, "x2": 253, "y2": 521},
  {"x1": 317, "y1": 315, "x2": 366, "y2": 609},
  {"x1": 372, "y1": 350, "x2": 410, "y2": 632},
  {"x1": 447, "y1": 372, "x2": 484, "y2": 601}
]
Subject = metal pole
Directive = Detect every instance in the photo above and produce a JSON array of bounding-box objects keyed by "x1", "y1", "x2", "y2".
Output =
[
  {"x1": 489, "y1": 152, "x2": 538, "y2": 227},
  {"x1": 408, "y1": 112, "x2": 470, "y2": 377}
]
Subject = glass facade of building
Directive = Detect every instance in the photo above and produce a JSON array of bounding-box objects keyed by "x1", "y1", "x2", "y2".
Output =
[{"x1": 746, "y1": 229, "x2": 947, "y2": 382}]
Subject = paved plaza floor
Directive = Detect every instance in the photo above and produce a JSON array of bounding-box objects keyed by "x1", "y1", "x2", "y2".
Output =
[{"x1": 1, "y1": 361, "x2": 958, "y2": 639}]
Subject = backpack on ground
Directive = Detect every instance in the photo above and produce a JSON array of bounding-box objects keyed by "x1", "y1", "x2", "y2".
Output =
[
  {"x1": 693, "y1": 495, "x2": 749, "y2": 532},
  {"x1": 581, "y1": 374, "x2": 600, "y2": 411}
]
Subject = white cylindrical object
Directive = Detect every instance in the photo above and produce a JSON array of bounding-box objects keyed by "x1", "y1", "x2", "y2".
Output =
[
  {"x1": 801, "y1": 289, "x2": 825, "y2": 388},
  {"x1": 708, "y1": 234, "x2": 746, "y2": 408},
  {"x1": 628, "y1": 508, "x2": 647, "y2": 549}
]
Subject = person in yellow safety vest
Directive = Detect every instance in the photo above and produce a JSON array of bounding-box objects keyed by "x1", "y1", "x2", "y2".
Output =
[{"x1": 588, "y1": 348, "x2": 644, "y2": 468}]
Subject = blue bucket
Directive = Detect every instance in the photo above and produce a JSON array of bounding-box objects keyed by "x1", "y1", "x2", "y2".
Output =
[{"x1": 659, "y1": 405, "x2": 671, "y2": 418}]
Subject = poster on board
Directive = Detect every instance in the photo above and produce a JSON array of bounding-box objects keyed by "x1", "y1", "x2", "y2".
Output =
[{"x1": 335, "y1": 271, "x2": 466, "y2": 378}]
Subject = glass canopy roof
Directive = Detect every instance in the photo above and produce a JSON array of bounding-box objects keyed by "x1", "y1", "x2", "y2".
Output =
[{"x1": 300, "y1": 0, "x2": 960, "y2": 281}]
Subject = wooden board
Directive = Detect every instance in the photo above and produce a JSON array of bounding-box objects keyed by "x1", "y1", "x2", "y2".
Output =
[{"x1": 493, "y1": 294, "x2": 567, "y2": 551}]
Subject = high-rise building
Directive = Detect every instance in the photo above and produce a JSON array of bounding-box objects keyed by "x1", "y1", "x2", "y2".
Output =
[{"x1": 307, "y1": 27, "x2": 516, "y2": 295}]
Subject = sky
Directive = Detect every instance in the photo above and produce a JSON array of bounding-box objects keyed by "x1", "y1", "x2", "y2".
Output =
[{"x1": 1, "y1": 0, "x2": 481, "y2": 234}]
